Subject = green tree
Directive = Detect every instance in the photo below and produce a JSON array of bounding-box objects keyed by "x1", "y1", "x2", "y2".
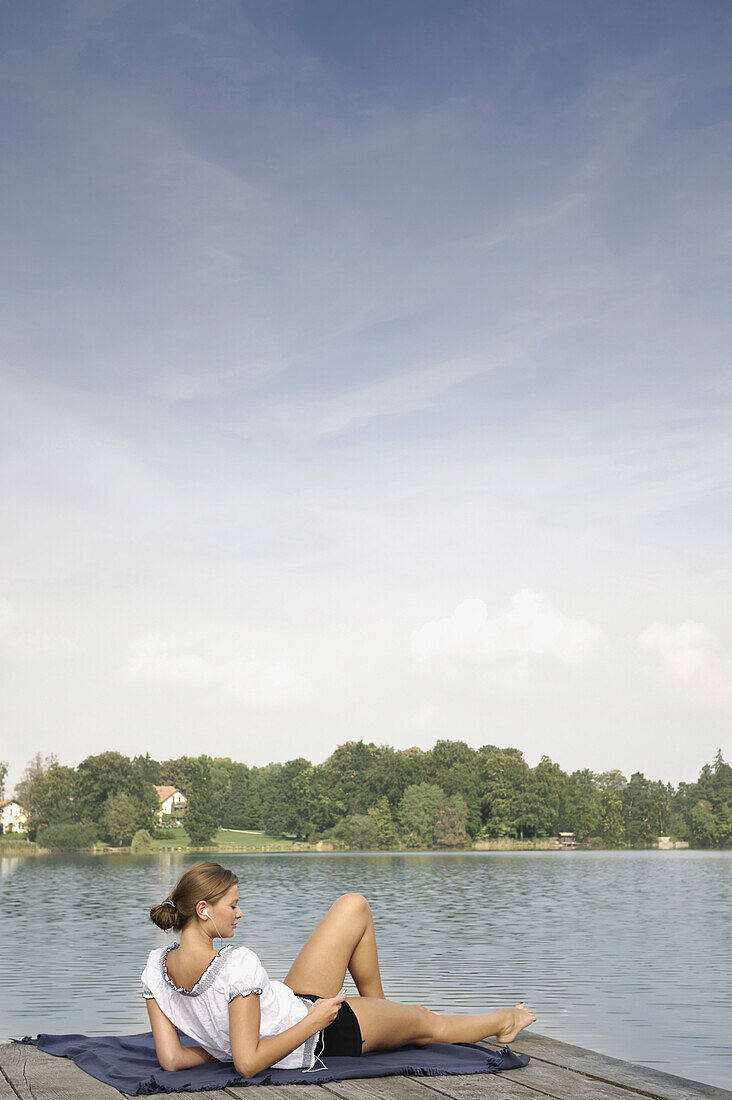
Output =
[
  {"x1": 221, "y1": 762, "x2": 251, "y2": 829},
  {"x1": 306, "y1": 764, "x2": 341, "y2": 834},
  {"x1": 261, "y1": 758, "x2": 316, "y2": 839},
  {"x1": 434, "y1": 792, "x2": 470, "y2": 848},
  {"x1": 15, "y1": 753, "x2": 49, "y2": 838},
  {"x1": 362, "y1": 745, "x2": 429, "y2": 811},
  {"x1": 320, "y1": 741, "x2": 377, "y2": 818},
  {"x1": 396, "y1": 747, "x2": 431, "y2": 791},
  {"x1": 430, "y1": 741, "x2": 483, "y2": 835},
  {"x1": 561, "y1": 770, "x2": 603, "y2": 840},
  {"x1": 15, "y1": 753, "x2": 78, "y2": 839},
  {"x1": 132, "y1": 754, "x2": 161, "y2": 784},
  {"x1": 513, "y1": 770, "x2": 550, "y2": 840},
  {"x1": 531, "y1": 756, "x2": 567, "y2": 837},
  {"x1": 159, "y1": 757, "x2": 200, "y2": 796},
  {"x1": 671, "y1": 752, "x2": 732, "y2": 848},
  {"x1": 131, "y1": 828, "x2": 153, "y2": 852},
  {"x1": 623, "y1": 772, "x2": 669, "y2": 846},
  {"x1": 596, "y1": 771, "x2": 627, "y2": 846},
  {"x1": 0, "y1": 760, "x2": 7, "y2": 800},
  {"x1": 479, "y1": 747, "x2": 531, "y2": 838},
  {"x1": 210, "y1": 759, "x2": 236, "y2": 825},
  {"x1": 716, "y1": 803, "x2": 732, "y2": 848},
  {"x1": 102, "y1": 792, "x2": 140, "y2": 846},
  {"x1": 245, "y1": 767, "x2": 267, "y2": 830},
  {"x1": 688, "y1": 799, "x2": 718, "y2": 846},
  {"x1": 711, "y1": 751, "x2": 732, "y2": 847},
  {"x1": 330, "y1": 813, "x2": 381, "y2": 850},
  {"x1": 184, "y1": 757, "x2": 219, "y2": 845},
  {"x1": 44, "y1": 764, "x2": 78, "y2": 823},
  {"x1": 76, "y1": 751, "x2": 157, "y2": 830},
  {"x1": 701, "y1": 751, "x2": 732, "y2": 846},
  {"x1": 257, "y1": 763, "x2": 285, "y2": 835},
  {"x1": 365, "y1": 797, "x2": 400, "y2": 848},
  {"x1": 399, "y1": 782, "x2": 445, "y2": 848}
]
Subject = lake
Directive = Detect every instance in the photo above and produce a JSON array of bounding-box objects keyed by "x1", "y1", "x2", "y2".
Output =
[{"x1": 1, "y1": 849, "x2": 730, "y2": 1088}]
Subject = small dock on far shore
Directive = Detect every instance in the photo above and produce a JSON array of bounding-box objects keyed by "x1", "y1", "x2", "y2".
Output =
[{"x1": 0, "y1": 1032, "x2": 729, "y2": 1100}]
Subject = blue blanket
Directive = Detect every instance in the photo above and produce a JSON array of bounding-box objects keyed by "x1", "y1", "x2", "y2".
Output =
[{"x1": 17, "y1": 1032, "x2": 529, "y2": 1094}]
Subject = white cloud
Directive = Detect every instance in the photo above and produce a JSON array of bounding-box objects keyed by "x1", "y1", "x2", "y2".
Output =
[
  {"x1": 412, "y1": 590, "x2": 606, "y2": 665},
  {"x1": 128, "y1": 639, "x2": 215, "y2": 684},
  {"x1": 636, "y1": 621, "x2": 732, "y2": 705},
  {"x1": 127, "y1": 637, "x2": 311, "y2": 706},
  {"x1": 240, "y1": 357, "x2": 493, "y2": 437}
]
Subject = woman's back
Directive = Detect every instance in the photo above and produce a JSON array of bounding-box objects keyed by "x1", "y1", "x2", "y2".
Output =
[
  {"x1": 141, "y1": 943, "x2": 319, "y2": 1069},
  {"x1": 163, "y1": 944, "x2": 221, "y2": 994}
]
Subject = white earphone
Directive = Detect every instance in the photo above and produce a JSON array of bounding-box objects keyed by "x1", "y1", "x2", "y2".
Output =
[{"x1": 200, "y1": 906, "x2": 222, "y2": 938}]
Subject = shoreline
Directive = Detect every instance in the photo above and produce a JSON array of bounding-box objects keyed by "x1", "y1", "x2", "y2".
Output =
[{"x1": 0, "y1": 838, "x2": 700, "y2": 857}]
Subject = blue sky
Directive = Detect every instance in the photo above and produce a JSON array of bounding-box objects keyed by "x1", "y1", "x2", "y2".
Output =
[{"x1": 1, "y1": 0, "x2": 730, "y2": 790}]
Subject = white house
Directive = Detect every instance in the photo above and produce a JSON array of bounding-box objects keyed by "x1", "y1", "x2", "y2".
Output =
[
  {"x1": 155, "y1": 785, "x2": 187, "y2": 825},
  {"x1": 0, "y1": 798, "x2": 28, "y2": 834}
]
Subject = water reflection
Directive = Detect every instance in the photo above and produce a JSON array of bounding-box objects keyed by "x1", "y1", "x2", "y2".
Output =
[{"x1": 0, "y1": 850, "x2": 729, "y2": 1088}]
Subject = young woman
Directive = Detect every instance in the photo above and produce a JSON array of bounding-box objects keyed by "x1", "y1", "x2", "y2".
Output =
[{"x1": 142, "y1": 862, "x2": 536, "y2": 1078}]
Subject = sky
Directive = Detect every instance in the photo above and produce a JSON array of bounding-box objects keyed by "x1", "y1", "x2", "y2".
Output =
[{"x1": 1, "y1": 0, "x2": 730, "y2": 792}]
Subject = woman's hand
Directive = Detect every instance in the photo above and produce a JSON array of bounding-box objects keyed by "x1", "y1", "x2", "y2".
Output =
[{"x1": 306, "y1": 993, "x2": 346, "y2": 1029}]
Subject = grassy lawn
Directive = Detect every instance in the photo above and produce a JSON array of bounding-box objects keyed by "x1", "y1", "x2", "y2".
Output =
[
  {"x1": 216, "y1": 827, "x2": 295, "y2": 847},
  {"x1": 0, "y1": 829, "x2": 298, "y2": 855},
  {"x1": 149, "y1": 827, "x2": 295, "y2": 850}
]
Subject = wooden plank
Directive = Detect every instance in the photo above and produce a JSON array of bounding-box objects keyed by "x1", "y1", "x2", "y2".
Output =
[
  {"x1": 125, "y1": 1092, "x2": 233, "y2": 1099},
  {"x1": 497, "y1": 1059, "x2": 674, "y2": 1100},
  {"x1": 322, "y1": 1080, "x2": 440, "y2": 1100},
  {"x1": 413, "y1": 1066, "x2": 649, "y2": 1100},
  {"x1": 0, "y1": 1043, "x2": 122, "y2": 1100},
  {"x1": 499, "y1": 1036, "x2": 732, "y2": 1100},
  {"x1": 0, "y1": 1062, "x2": 22, "y2": 1099},
  {"x1": 226, "y1": 1087, "x2": 329, "y2": 1099},
  {"x1": 417, "y1": 1068, "x2": 593, "y2": 1099},
  {"x1": 225, "y1": 1074, "x2": 536, "y2": 1099},
  {"x1": 320, "y1": 1075, "x2": 538, "y2": 1100}
]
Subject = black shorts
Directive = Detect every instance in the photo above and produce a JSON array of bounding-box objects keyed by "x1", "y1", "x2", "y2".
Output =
[{"x1": 299, "y1": 995, "x2": 363, "y2": 1058}]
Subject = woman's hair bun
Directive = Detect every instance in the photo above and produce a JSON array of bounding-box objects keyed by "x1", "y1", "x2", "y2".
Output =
[{"x1": 149, "y1": 900, "x2": 182, "y2": 932}]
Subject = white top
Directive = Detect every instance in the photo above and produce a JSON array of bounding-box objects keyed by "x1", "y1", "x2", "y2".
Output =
[{"x1": 141, "y1": 943, "x2": 320, "y2": 1069}]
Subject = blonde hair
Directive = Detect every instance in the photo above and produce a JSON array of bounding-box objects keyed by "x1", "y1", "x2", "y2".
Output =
[{"x1": 149, "y1": 861, "x2": 238, "y2": 933}]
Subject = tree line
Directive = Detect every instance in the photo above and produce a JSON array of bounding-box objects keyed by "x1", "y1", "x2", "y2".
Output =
[{"x1": 4, "y1": 741, "x2": 730, "y2": 850}]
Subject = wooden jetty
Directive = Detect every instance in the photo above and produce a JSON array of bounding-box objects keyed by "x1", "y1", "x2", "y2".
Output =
[{"x1": 1, "y1": 1033, "x2": 729, "y2": 1100}]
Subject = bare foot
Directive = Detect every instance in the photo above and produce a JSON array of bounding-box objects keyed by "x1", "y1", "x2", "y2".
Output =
[{"x1": 495, "y1": 1002, "x2": 537, "y2": 1044}]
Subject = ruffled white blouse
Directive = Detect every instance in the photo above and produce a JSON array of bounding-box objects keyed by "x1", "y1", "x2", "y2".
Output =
[{"x1": 141, "y1": 943, "x2": 320, "y2": 1069}]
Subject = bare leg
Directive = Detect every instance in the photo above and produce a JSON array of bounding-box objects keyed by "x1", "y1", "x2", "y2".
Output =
[
  {"x1": 348, "y1": 998, "x2": 537, "y2": 1053},
  {"x1": 284, "y1": 893, "x2": 385, "y2": 998}
]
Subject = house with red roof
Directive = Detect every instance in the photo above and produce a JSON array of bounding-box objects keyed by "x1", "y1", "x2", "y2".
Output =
[{"x1": 154, "y1": 785, "x2": 187, "y2": 825}]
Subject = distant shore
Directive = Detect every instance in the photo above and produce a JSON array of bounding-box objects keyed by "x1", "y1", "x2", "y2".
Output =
[{"x1": 0, "y1": 834, "x2": 693, "y2": 857}]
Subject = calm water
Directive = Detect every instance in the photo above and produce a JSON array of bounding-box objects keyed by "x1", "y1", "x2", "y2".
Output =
[{"x1": 1, "y1": 850, "x2": 730, "y2": 1089}]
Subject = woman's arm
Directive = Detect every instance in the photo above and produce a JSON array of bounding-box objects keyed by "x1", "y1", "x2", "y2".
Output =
[
  {"x1": 229, "y1": 992, "x2": 345, "y2": 1078},
  {"x1": 146, "y1": 999, "x2": 217, "y2": 1072}
]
